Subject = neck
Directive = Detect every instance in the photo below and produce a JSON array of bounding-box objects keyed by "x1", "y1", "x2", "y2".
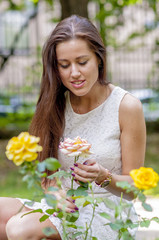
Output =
[{"x1": 70, "y1": 83, "x2": 111, "y2": 114}]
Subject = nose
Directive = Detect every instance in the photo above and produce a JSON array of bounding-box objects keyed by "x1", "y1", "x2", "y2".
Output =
[{"x1": 71, "y1": 64, "x2": 81, "y2": 78}]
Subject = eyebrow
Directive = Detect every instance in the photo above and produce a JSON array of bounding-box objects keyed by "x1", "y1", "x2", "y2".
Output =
[{"x1": 58, "y1": 55, "x2": 89, "y2": 61}]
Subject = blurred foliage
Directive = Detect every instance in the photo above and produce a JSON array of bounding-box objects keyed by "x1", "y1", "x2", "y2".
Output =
[
  {"x1": 0, "y1": 0, "x2": 159, "y2": 130},
  {"x1": 0, "y1": 101, "x2": 34, "y2": 138},
  {"x1": 2, "y1": 0, "x2": 159, "y2": 72},
  {"x1": 24, "y1": 46, "x2": 42, "y2": 93}
]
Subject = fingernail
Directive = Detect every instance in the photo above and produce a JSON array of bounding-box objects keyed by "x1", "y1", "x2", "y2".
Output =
[
  {"x1": 71, "y1": 210, "x2": 75, "y2": 213},
  {"x1": 70, "y1": 167, "x2": 74, "y2": 171},
  {"x1": 72, "y1": 199, "x2": 75, "y2": 203},
  {"x1": 74, "y1": 163, "x2": 78, "y2": 167},
  {"x1": 75, "y1": 207, "x2": 79, "y2": 211},
  {"x1": 72, "y1": 173, "x2": 75, "y2": 177},
  {"x1": 83, "y1": 161, "x2": 88, "y2": 165},
  {"x1": 74, "y1": 179, "x2": 77, "y2": 182}
]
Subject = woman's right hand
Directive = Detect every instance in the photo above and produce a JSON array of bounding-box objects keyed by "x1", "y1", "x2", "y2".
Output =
[{"x1": 53, "y1": 189, "x2": 78, "y2": 214}]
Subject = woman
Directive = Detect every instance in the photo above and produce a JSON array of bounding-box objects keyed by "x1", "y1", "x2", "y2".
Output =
[{"x1": 0, "y1": 15, "x2": 146, "y2": 240}]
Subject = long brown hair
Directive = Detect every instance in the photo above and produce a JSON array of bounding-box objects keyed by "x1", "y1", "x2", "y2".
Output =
[{"x1": 29, "y1": 15, "x2": 107, "y2": 168}]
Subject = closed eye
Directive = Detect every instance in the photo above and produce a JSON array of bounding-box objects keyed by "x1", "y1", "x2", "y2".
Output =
[
  {"x1": 79, "y1": 60, "x2": 88, "y2": 65},
  {"x1": 59, "y1": 64, "x2": 70, "y2": 69}
]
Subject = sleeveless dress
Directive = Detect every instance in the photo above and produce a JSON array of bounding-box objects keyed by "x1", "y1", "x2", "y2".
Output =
[{"x1": 17, "y1": 86, "x2": 138, "y2": 239}]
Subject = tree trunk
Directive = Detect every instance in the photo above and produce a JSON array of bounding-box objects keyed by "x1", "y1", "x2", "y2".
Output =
[{"x1": 59, "y1": 0, "x2": 89, "y2": 19}]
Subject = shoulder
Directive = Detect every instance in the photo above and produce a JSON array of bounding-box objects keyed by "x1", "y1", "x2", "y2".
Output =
[
  {"x1": 120, "y1": 92, "x2": 143, "y2": 113},
  {"x1": 119, "y1": 92, "x2": 145, "y2": 130}
]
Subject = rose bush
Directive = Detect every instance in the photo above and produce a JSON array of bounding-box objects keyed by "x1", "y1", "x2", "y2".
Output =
[
  {"x1": 130, "y1": 167, "x2": 159, "y2": 190},
  {"x1": 5, "y1": 132, "x2": 42, "y2": 166}
]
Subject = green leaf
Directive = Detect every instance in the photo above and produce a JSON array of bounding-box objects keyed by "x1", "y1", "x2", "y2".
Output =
[
  {"x1": 21, "y1": 208, "x2": 43, "y2": 217},
  {"x1": 66, "y1": 211, "x2": 79, "y2": 222},
  {"x1": 37, "y1": 162, "x2": 46, "y2": 172},
  {"x1": 74, "y1": 187, "x2": 88, "y2": 197},
  {"x1": 83, "y1": 200, "x2": 91, "y2": 207},
  {"x1": 67, "y1": 189, "x2": 75, "y2": 197},
  {"x1": 92, "y1": 237, "x2": 98, "y2": 240},
  {"x1": 115, "y1": 205, "x2": 122, "y2": 218},
  {"x1": 151, "y1": 217, "x2": 159, "y2": 223},
  {"x1": 45, "y1": 209, "x2": 56, "y2": 215},
  {"x1": 48, "y1": 170, "x2": 71, "y2": 179},
  {"x1": 72, "y1": 232, "x2": 83, "y2": 238},
  {"x1": 40, "y1": 214, "x2": 49, "y2": 222},
  {"x1": 42, "y1": 227, "x2": 56, "y2": 236},
  {"x1": 45, "y1": 158, "x2": 61, "y2": 171},
  {"x1": 45, "y1": 193, "x2": 57, "y2": 208},
  {"x1": 79, "y1": 181, "x2": 89, "y2": 189},
  {"x1": 103, "y1": 198, "x2": 116, "y2": 210},
  {"x1": 109, "y1": 222, "x2": 123, "y2": 231},
  {"x1": 142, "y1": 202, "x2": 153, "y2": 212},
  {"x1": 138, "y1": 192, "x2": 146, "y2": 202},
  {"x1": 140, "y1": 219, "x2": 151, "y2": 228},
  {"x1": 99, "y1": 212, "x2": 111, "y2": 220},
  {"x1": 66, "y1": 223, "x2": 78, "y2": 229},
  {"x1": 121, "y1": 231, "x2": 134, "y2": 240},
  {"x1": 56, "y1": 211, "x2": 64, "y2": 219},
  {"x1": 116, "y1": 181, "x2": 132, "y2": 189}
]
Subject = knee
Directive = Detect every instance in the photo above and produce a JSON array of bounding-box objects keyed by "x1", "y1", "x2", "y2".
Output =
[
  {"x1": 6, "y1": 216, "x2": 20, "y2": 240},
  {"x1": 6, "y1": 215, "x2": 30, "y2": 240}
]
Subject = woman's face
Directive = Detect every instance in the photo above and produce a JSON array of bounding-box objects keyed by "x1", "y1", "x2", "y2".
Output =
[{"x1": 56, "y1": 39, "x2": 100, "y2": 97}]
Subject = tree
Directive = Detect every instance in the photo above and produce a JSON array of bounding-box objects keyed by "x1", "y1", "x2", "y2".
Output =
[{"x1": 59, "y1": 0, "x2": 89, "y2": 19}]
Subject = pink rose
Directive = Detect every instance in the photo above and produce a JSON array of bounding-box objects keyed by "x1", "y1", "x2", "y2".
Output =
[{"x1": 59, "y1": 136, "x2": 93, "y2": 157}]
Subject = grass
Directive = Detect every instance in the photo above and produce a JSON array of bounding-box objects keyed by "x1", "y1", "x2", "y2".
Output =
[
  {"x1": 0, "y1": 133, "x2": 159, "y2": 198},
  {"x1": 0, "y1": 139, "x2": 35, "y2": 198}
]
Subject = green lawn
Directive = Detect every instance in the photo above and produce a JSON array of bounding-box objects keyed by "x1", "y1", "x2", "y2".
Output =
[{"x1": 0, "y1": 133, "x2": 159, "y2": 198}]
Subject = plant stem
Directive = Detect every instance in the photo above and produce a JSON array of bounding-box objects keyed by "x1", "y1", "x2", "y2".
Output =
[
  {"x1": 71, "y1": 156, "x2": 79, "y2": 189},
  {"x1": 84, "y1": 184, "x2": 96, "y2": 240}
]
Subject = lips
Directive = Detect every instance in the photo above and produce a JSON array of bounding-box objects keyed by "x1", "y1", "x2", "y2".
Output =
[{"x1": 71, "y1": 80, "x2": 86, "y2": 88}]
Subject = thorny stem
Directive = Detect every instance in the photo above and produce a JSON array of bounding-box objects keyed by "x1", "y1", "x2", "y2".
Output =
[{"x1": 71, "y1": 155, "x2": 79, "y2": 189}]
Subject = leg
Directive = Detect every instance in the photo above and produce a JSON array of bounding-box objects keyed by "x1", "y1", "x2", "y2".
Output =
[
  {"x1": 0, "y1": 197, "x2": 61, "y2": 240},
  {"x1": 0, "y1": 197, "x2": 27, "y2": 240},
  {"x1": 6, "y1": 211, "x2": 61, "y2": 240}
]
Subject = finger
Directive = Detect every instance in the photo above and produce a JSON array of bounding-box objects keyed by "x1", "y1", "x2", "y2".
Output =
[
  {"x1": 74, "y1": 175, "x2": 93, "y2": 183},
  {"x1": 73, "y1": 168, "x2": 98, "y2": 179},
  {"x1": 73, "y1": 163, "x2": 98, "y2": 173},
  {"x1": 66, "y1": 197, "x2": 76, "y2": 204},
  {"x1": 73, "y1": 159, "x2": 96, "y2": 168},
  {"x1": 83, "y1": 159, "x2": 96, "y2": 166}
]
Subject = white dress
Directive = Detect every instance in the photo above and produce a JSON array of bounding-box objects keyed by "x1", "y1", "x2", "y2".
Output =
[{"x1": 18, "y1": 86, "x2": 138, "y2": 239}]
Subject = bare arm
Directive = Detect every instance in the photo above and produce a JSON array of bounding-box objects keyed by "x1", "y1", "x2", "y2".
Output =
[{"x1": 98, "y1": 94, "x2": 146, "y2": 199}]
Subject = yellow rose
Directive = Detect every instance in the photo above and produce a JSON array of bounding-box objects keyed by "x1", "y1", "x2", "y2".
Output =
[
  {"x1": 6, "y1": 132, "x2": 42, "y2": 166},
  {"x1": 130, "y1": 167, "x2": 159, "y2": 190}
]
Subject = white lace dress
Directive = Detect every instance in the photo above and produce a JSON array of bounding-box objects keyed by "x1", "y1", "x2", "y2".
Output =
[{"x1": 18, "y1": 86, "x2": 138, "y2": 239}]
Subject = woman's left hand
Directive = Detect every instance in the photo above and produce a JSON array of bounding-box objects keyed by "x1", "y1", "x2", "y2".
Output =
[{"x1": 70, "y1": 159, "x2": 108, "y2": 185}]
